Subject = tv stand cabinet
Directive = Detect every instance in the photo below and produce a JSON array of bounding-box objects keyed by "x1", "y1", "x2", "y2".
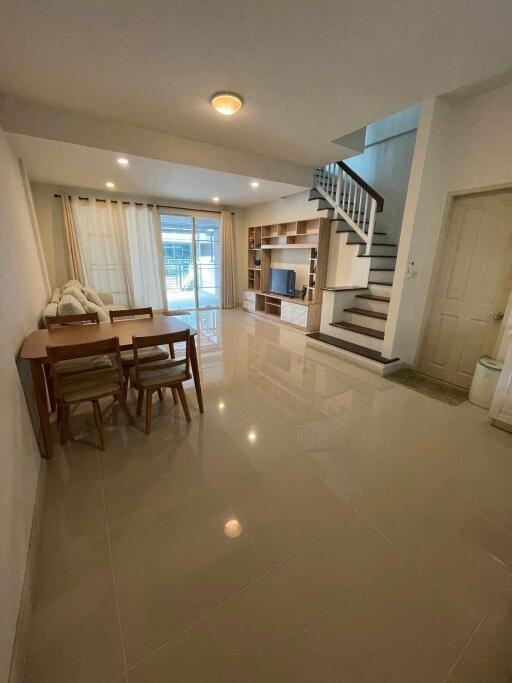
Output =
[{"x1": 243, "y1": 217, "x2": 330, "y2": 332}]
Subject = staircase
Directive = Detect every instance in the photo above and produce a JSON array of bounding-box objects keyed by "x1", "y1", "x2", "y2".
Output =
[{"x1": 306, "y1": 161, "x2": 400, "y2": 370}]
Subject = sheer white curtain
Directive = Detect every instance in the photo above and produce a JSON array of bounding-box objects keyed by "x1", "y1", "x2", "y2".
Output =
[
  {"x1": 71, "y1": 197, "x2": 130, "y2": 305},
  {"x1": 122, "y1": 203, "x2": 165, "y2": 310},
  {"x1": 220, "y1": 211, "x2": 237, "y2": 309},
  {"x1": 61, "y1": 195, "x2": 85, "y2": 282},
  {"x1": 71, "y1": 197, "x2": 166, "y2": 310}
]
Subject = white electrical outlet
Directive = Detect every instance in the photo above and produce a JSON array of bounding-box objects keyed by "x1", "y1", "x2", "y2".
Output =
[{"x1": 405, "y1": 261, "x2": 417, "y2": 279}]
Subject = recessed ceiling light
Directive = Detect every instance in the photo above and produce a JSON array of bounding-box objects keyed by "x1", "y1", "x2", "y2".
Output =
[
  {"x1": 210, "y1": 92, "x2": 243, "y2": 116},
  {"x1": 117, "y1": 157, "x2": 129, "y2": 166},
  {"x1": 250, "y1": 181, "x2": 260, "y2": 188},
  {"x1": 105, "y1": 181, "x2": 115, "y2": 188},
  {"x1": 247, "y1": 430, "x2": 257, "y2": 443},
  {"x1": 212, "y1": 196, "x2": 220, "y2": 203}
]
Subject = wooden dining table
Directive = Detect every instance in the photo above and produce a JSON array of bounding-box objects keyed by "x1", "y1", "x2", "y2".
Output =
[{"x1": 20, "y1": 316, "x2": 203, "y2": 459}]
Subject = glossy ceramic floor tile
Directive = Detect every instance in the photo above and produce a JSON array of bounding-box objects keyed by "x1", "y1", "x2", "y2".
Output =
[
  {"x1": 359, "y1": 452, "x2": 512, "y2": 621},
  {"x1": 446, "y1": 586, "x2": 512, "y2": 682},
  {"x1": 271, "y1": 513, "x2": 475, "y2": 683},
  {"x1": 24, "y1": 309, "x2": 512, "y2": 682},
  {"x1": 127, "y1": 577, "x2": 336, "y2": 683}
]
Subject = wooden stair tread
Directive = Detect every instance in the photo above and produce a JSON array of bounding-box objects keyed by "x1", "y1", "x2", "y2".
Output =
[
  {"x1": 344, "y1": 307, "x2": 387, "y2": 320},
  {"x1": 357, "y1": 254, "x2": 397, "y2": 258},
  {"x1": 368, "y1": 281, "x2": 392, "y2": 286},
  {"x1": 370, "y1": 267, "x2": 395, "y2": 272},
  {"x1": 330, "y1": 321, "x2": 385, "y2": 339},
  {"x1": 356, "y1": 294, "x2": 390, "y2": 302},
  {"x1": 307, "y1": 331, "x2": 398, "y2": 364}
]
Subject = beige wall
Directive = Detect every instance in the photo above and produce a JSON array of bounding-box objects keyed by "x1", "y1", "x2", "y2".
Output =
[
  {"x1": 0, "y1": 126, "x2": 47, "y2": 682},
  {"x1": 385, "y1": 82, "x2": 512, "y2": 364}
]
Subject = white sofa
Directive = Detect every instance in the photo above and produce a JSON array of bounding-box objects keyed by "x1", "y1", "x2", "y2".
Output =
[{"x1": 42, "y1": 279, "x2": 125, "y2": 326}]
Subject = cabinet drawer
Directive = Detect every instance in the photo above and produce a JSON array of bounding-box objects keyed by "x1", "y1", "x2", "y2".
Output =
[
  {"x1": 281, "y1": 301, "x2": 308, "y2": 328},
  {"x1": 242, "y1": 300, "x2": 256, "y2": 313},
  {"x1": 242, "y1": 289, "x2": 256, "y2": 303}
]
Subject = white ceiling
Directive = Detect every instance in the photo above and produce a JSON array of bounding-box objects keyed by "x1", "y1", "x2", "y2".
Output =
[
  {"x1": 1, "y1": 1, "x2": 511, "y2": 166},
  {"x1": 7, "y1": 133, "x2": 307, "y2": 207}
]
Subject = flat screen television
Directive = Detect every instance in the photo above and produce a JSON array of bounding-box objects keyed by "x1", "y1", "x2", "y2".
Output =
[{"x1": 269, "y1": 268, "x2": 296, "y2": 297}]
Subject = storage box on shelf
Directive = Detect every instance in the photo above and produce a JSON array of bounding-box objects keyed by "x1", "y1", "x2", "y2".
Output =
[{"x1": 242, "y1": 218, "x2": 330, "y2": 332}]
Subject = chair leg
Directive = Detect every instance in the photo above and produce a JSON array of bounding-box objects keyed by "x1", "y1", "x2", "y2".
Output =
[
  {"x1": 136, "y1": 389, "x2": 145, "y2": 416},
  {"x1": 116, "y1": 392, "x2": 134, "y2": 425},
  {"x1": 44, "y1": 363, "x2": 56, "y2": 413},
  {"x1": 145, "y1": 390, "x2": 153, "y2": 435},
  {"x1": 59, "y1": 404, "x2": 70, "y2": 444},
  {"x1": 92, "y1": 400, "x2": 106, "y2": 451},
  {"x1": 157, "y1": 388, "x2": 164, "y2": 402},
  {"x1": 171, "y1": 388, "x2": 179, "y2": 405},
  {"x1": 176, "y1": 384, "x2": 191, "y2": 423}
]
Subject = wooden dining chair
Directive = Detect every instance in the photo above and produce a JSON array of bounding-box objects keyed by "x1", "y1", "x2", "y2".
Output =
[
  {"x1": 44, "y1": 312, "x2": 113, "y2": 412},
  {"x1": 130, "y1": 330, "x2": 192, "y2": 434},
  {"x1": 46, "y1": 337, "x2": 133, "y2": 450},
  {"x1": 109, "y1": 307, "x2": 170, "y2": 401}
]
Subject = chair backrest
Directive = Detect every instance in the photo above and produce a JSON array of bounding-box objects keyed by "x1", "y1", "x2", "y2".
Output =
[
  {"x1": 46, "y1": 312, "x2": 100, "y2": 328},
  {"x1": 132, "y1": 330, "x2": 190, "y2": 386},
  {"x1": 46, "y1": 337, "x2": 123, "y2": 398},
  {"x1": 109, "y1": 307, "x2": 153, "y2": 322}
]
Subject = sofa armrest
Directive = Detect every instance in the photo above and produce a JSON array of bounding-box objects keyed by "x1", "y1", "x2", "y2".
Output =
[{"x1": 98, "y1": 292, "x2": 113, "y2": 305}]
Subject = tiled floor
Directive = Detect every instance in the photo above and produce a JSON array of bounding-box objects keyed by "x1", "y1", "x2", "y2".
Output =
[{"x1": 24, "y1": 309, "x2": 512, "y2": 682}]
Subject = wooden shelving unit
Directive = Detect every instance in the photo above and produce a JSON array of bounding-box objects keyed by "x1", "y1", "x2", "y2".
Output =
[{"x1": 242, "y1": 218, "x2": 330, "y2": 332}]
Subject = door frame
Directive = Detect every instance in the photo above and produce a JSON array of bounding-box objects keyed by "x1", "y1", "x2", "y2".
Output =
[{"x1": 415, "y1": 182, "x2": 512, "y2": 375}]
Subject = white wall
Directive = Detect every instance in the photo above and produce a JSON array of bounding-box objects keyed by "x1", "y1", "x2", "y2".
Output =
[
  {"x1": 346, "y1": 122, "x2": 417, "y2": 243},
  {"x1": 386, "y1": 82, "x2": 512, "y2": 364},
  {"x1": 0, "y1": 126, "x2": 47, "y2": 682}
]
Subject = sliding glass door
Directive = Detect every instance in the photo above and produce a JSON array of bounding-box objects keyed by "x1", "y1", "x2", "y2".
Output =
[{"x1": 159, "y1": 212, "x2": 220, "y2": 310}]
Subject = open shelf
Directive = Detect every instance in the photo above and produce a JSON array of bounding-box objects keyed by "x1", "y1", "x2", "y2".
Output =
[{"x1": 245, "y1": 217, "x2": 330, "y2": 332}]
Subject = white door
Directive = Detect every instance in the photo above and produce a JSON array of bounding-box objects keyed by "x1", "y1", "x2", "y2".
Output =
[{"x1": 419, "y1": 190, "x2": 512, "y2": 389}]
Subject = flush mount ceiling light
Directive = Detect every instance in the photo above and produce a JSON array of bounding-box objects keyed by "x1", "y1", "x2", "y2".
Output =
[
  {"x1": 250, "y1": 181, "x2": 260, "y2": 188},
  {"x1": 210, "y1": 92, "x2": 243, "y2": 116},
  {"x1": 117, "y1": 157, "x2": 129, "y2": 166},
  {"x1": 105, "y1": 181, "x2": 115, "y2": 188},
  {"x1": 212, "y1": 196, "x2": 220, "y2": 203}
]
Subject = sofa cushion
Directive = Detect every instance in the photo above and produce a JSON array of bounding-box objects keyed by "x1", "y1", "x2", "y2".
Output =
[
  {"x1": 58, "y1": 294, "x2": 87, "y2": 317},
  {"x1": 43, "y1": 302, "x2": 58, "y2": 325},
  {"x1": 83, "y1": 286, "x2": 104, "y2": 307},
  {"x1": 82, "y1": 299, "x2": 110, "y2": 322}
]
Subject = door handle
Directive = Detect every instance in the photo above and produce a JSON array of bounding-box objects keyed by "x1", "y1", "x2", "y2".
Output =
[{"x1": 493, "y1": 312, "x2": 504, "y2": 321}]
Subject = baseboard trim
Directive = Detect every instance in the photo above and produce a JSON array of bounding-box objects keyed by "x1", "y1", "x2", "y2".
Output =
[{"x1": 8, "y1": 462, "x2": 46, "y2": 683}]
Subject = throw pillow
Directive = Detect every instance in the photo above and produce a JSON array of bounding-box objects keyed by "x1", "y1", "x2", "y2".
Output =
[
  {"x1": 63, "y1": 279, "x2": 83, "y2": 291},
  {"x1": 50, "y1": 288, "x2": 61, "y2": 304},
  {"x1": 83, "y1": 299, "x2": 110, "y2": 323},
  {"x1": 61, "y1": 287, "x2": 89, "y2": 307},
  {"x1": 58, "y1": 294, "x2": 86, "y2": 317},
  {"x1": 83, "y1": 286, "x2": 104, "y2": 307}
]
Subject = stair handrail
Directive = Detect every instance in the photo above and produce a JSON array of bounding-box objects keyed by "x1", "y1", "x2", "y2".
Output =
[
  {"x1": 313, "y1": 161, "x2": 384, "y2": 255},
  {"x1": 337, "y1": 161, "x2": 384, "y2": 213}
]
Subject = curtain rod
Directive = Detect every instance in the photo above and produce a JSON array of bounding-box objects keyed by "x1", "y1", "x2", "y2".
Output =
[{"x1": 53, "y1": 194, "x2": 234, "y2": 215}]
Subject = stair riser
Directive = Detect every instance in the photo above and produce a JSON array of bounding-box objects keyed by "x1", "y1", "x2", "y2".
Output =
[
  {"x1": 343, "y1": 312, "x2": 387, "y2": 332},
  {"x1": 369, "y1": 256, "x2": 397, "y2": 269},
  {"x1": 359, "y1": 245, "x2": 398, "y2": 256},
  {"x1": 355, "y1": 298, "x2": 390, "y2": 314},
  {"x1": 369, "y1": 270, "x2": 394, "y2": 285},
  {"x1": 329, "y1": 325, "x2": 383, "y2": 352},
  {"x1": 368, "y1": 283, "x2": 393, "y2": 298}
]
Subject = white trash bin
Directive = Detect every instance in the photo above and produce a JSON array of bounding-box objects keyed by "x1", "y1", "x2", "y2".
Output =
[{"x1": 469, "y1": 356, "x2": 503, "y2": 408}]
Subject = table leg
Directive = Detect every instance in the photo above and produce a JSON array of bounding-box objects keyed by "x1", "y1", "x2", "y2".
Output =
[
  {"x1": 190, "y1": 336, "x2": 204, "y2": 413},
  {"x1": 30, "y1": 360, "x2": 53, "y2": 459}
]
